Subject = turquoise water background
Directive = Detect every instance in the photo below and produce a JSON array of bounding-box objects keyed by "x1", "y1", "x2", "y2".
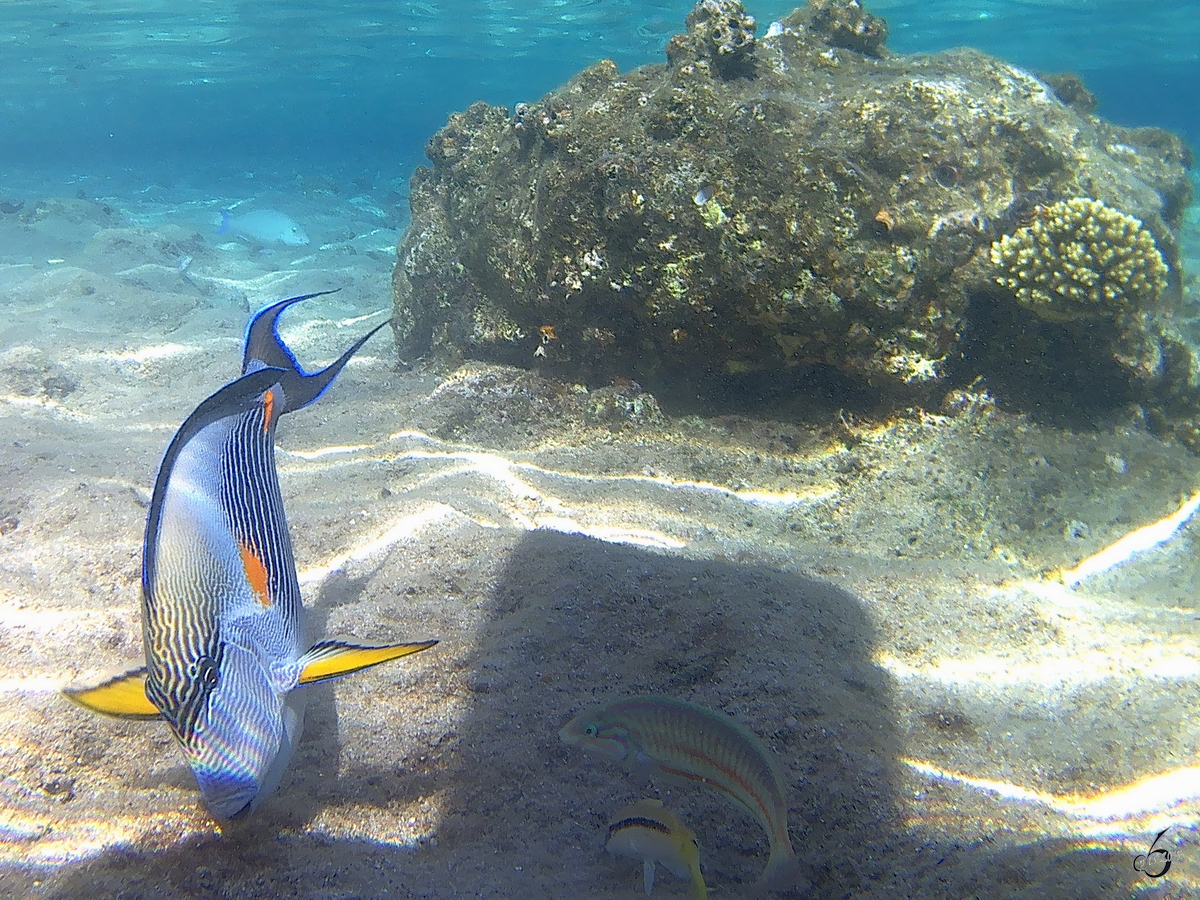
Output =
[
  {"x1": 1, "y1": 0, "x2": 1196, "y2": 178},
  {"x1": 3, "y1": 2, "x2": 1200, "y2": 896}
]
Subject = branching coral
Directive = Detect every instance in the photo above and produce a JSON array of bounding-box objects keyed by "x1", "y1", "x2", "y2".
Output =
[{"x1": 989, "y1": 197, "x2": 1169, "y2": 321}]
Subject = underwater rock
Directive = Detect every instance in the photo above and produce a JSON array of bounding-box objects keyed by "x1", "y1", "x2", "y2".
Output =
[
  {"x1": 674, "y1": 0, "x2": 760, "y2": 79},
  {"x1": 393, "y1": 0, "x2": 1193, "y2": 437},
  {"x1": 806, "y1": 0, "x2": 887, "y2": 57},
  {"x1": 411, "y1": 364, "x2": 665, "y2": 448}
]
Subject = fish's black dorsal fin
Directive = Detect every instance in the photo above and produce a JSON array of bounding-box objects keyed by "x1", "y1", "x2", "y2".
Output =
[
  {"x1": 63, "y1": 667, "x2": 161, "y2": 719},
  {"x1": 297, "y1": 638, "x2": 437, "y2": 685},
  {"x1": 242, "y1": 290, "x2": 387, "y2": 414}
]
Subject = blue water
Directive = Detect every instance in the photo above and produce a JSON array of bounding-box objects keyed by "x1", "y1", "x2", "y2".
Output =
[
  {"x1": 1, "y1": 0, "x2": 1196, "y2": 182},
  {"x1": 4, "y1": 2, "x2": 1200, "y2": 896}
]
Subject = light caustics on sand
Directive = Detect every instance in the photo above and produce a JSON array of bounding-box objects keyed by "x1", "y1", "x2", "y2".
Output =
[
  {"x1": 298, "y1": 503, "x2": 458, "y2": 583},
  {"x1": 384, "y1": 429, "x2": 832, "y2": 507},
  {"x1": 1058, "y1": 490, "x2": 1200, "y2": 588},
  {"x1": 283, "y1": 442, "x2": 374, "y2": 459},
  {"x1": 284, "y1": 429, "x2": 831, "y2": 578},
  {"x1": 0, "y1": 393, "x2": 80, "y2": 418},
  {"x1": 0, "y1": 808, "x2": 219, "y2": 867},
  {"x1": 876, "y1": 641, "x2": 1200, "y2": 685},
  {"x1": 393, "y1": 439, "x2": 832, "y2": 507},
  {"x1": 391, "y1": 445, "x2": 826, "y2": 533},
  {"x1": 91, "y1": 343, "x2": 196, "y2": 363},
  {"x1": 278, "y1": 309, "x2": 390, "y2": 338},
  {"x1": 240, "y1": 429, "x2": 828, "y2": 511},
  {"x1": 0, "y1": 802, "x2": 432, "y2": 869},
  {"x1": 903, "y1": 757, "x2": 1200, "y2": 830},
  {"x1": 296, "y1": 492, "x2": 684, "y2": 588},
  {"x1": 531, "y1": 516, "x2": 686, "y2": 550}
]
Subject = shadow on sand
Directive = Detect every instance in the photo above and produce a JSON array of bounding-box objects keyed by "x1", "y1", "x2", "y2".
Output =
[{"x1": 26, "y1": 530, "x2": 1135, "y2": 899}]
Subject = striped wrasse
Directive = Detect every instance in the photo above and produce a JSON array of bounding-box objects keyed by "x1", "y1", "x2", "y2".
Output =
[
  {"x1": 65, "y1": 291, "x2": 436, "y2": 819},
  {"x1": 605, "y1": 798, "x2": 708, "y2": 900},
  {"x1": 561, "y1": 695, "x2": 804, "y2": 894}
]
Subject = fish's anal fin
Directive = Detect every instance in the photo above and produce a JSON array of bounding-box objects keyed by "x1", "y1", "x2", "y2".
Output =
[
  {"x1": 297, "y1": 638, "x2": 437, "y2": 686},
  {"x1": 63, "y1": 667, "x2": 161, "y2": 719}
]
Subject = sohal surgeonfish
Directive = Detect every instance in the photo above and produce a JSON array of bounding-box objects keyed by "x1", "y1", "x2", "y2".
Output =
[{"x1": 66, "y1": 290, "x2": 437, "y2": 819}]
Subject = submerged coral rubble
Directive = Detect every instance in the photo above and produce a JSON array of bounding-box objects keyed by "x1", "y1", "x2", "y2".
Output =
[{"x1": 393, "y1": 0, "x2": 1195, "y2": 442}]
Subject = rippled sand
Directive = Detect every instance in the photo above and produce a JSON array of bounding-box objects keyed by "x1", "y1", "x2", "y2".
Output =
[{"x1": 2, "y1": 170, "x2": 1200, "y2": 899}]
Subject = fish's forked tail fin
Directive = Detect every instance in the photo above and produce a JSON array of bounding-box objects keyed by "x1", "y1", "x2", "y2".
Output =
[
  {"x1": 242, "y1": 289, "x2": 389, "y2": 414},
  {"x1": 217, "y1": 209, "x2": 233, "y2": 235},
  {"x1": 753, "y1": 848, "x2": 808, "y2": 897},
  {"x1": 243, "y1": 289, "x2": 340, "y2": 375}
]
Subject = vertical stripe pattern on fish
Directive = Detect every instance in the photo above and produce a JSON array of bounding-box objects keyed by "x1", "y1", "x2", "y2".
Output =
[
  {"x1": 66, "y1": 291, "x2": 437, "y2": 819},
  {"x1": 561, "y1": 695, "x2": 803, "y2": 894}
]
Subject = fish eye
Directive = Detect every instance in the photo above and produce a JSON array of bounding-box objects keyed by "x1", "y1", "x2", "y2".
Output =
[{"x1": 190, "y1": 655, "x2": 219, "y2": 686}]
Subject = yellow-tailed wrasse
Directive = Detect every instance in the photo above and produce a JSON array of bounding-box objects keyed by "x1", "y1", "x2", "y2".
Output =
[
  {"x1": 605, "y1": 798, "x2": 707, "y2": 900},
  {"x1": 65, "y1": 291, "x2": 437, "y2": 819},
  {"x1": 561, "y1": 695, "x2": 804, "y2": 894}
]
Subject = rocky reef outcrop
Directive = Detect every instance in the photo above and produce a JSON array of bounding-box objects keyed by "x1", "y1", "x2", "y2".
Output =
[{"x1": 393, "y1": 0, "x2": 1195, "y2": 439}]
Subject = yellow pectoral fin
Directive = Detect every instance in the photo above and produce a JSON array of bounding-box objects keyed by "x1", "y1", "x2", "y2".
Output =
[
  {"x1": 63, "y1": 668, "x2": 161, "y2": 719},
  {"x1": 298, "y1": 639, "x2": 438, "y2": 686}
]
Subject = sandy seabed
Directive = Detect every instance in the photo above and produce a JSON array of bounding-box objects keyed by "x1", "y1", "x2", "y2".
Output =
[{"x1": 2, "y1": 167, "x2": 1200, "y2": 899}]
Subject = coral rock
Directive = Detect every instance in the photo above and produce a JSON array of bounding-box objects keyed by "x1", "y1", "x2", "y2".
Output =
[
  {"x1": 807, "y1": 0, "x2": 888, "y2": 58},
  {"x1": 393, "y1": 0, "x2": 1193, "y2": 436},
  {"x1": 680, "y1": 0, "x2": 758, "y2": 78}
]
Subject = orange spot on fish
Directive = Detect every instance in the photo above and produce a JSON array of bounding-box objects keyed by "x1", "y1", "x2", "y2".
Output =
[
  {"x1": 239, "y1": 542, "x2": 271, "y2": 607},
  {"x1": 539, "y1": 325, "x2": 558, "y2": 341},
  {"x1": 262, "y1": 389, "x2": 275, "y2": 431}
]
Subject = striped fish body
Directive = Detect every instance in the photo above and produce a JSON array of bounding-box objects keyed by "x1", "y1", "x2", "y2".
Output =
[
  {"x1": 142, "y1": 367, "x2": 308, "y2": 819},
  {"x1": 561, "y1": 695, "x2": 801, "y2": 893},
  {"x1": 66, "y1": 292, "x2": 437, "y2": 819}
]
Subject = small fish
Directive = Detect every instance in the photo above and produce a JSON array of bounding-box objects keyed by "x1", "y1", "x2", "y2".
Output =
[
  {"x1": 606, "y1": 799, "x2": 707, "y2": 900},
  {"x1": 66, "y1": 290, "x2": 436, "y2": 819},
  {"x1": 218, "y1": 208, "x2": 310, "y2": 246},
  {"x1": 561, "y1": 695, "x2": 803, "y2": 894}
]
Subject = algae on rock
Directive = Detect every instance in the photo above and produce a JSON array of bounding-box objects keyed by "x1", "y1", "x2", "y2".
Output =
[{"x1": 393, "y1": 0, "x2": 1193, "y2": 438}]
